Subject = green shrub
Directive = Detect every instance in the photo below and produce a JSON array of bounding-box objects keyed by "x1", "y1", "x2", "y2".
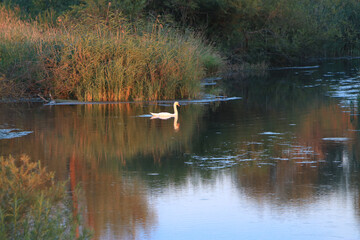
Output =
[{"x1": 0, "y1": 155, "x2": 92, "y2": 240}]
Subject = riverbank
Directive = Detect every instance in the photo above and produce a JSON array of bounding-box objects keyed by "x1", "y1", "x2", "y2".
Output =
[{"x1": 3, "y1": 0, "x2": 360, "y2": 102}]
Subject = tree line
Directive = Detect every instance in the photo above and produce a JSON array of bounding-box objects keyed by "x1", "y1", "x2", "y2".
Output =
[{"x1": 3, "y1": 0, "x2": 360, "y2": 65}]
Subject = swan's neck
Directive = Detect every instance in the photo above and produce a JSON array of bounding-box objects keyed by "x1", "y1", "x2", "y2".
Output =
[{"x1": 173, "y1": 104, "x2": 178, "y2": 115}]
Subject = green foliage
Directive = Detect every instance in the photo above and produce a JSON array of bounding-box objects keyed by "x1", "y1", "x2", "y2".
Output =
[
  {"x1": 4, "y1": 0, "x2": 360, "y2": 65},
  {"x1": 0, "y1": 0, "x2": 80, "y2": 25},
  {"x1": 146, "y1": 0, "x2": 360, "y2": 64},
  {"x1": 1, "y1": 0, "x2": 79, "y2": 16},
  {"x1": 0, "y1": 155, "x2": 92, "y2": 240},
  {"x1": 201, "y1": 51, "x2": 224, "y2": 76}
]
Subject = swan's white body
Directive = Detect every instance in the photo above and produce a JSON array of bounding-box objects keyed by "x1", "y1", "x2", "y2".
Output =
[{"x1": 150, "y1": 102, "x2": 180, "y2": 119}]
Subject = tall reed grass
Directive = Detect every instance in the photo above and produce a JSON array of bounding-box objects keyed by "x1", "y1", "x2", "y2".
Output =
[
  {"x1": 0, "y1": 6, "x2": 56, "y2": 98},
  {"x1": 0, "y1": 5, "x2": 223, "y2": 101},
  {"x1": 0, "y1": 155, "x2": 91, "y2": 239}
]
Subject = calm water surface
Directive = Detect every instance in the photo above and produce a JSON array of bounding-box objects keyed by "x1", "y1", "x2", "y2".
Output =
[{"x1": 2, "y1": 60, "x2": 360, "y2": 239}]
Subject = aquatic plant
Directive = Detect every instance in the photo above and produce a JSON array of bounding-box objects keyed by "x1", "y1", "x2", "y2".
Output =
[
  {"x1": 0, "y1": 4, "x2": 223, "y2": 101},
  {"x1": 0, "y1": 155, "x2": 92, "y2": 239}
]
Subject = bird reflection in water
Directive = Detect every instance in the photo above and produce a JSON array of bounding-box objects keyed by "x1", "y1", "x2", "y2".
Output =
[{"x1": 150, "y1": 102, "x2": 180, "y2": 131}]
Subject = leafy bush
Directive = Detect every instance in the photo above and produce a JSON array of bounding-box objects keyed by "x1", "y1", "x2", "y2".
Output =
[{"x1": 0, "y1": 155, "x2": 92, "y2": 240}]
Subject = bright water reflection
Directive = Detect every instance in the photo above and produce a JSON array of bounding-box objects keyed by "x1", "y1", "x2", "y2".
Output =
[{"x1": 1, "y1": 60, "x2": 360, "y2": 239}]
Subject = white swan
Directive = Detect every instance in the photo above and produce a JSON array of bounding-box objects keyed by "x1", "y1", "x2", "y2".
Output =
[{"x1": 150, "y1": 102, "x2": 180, "y2": 119}]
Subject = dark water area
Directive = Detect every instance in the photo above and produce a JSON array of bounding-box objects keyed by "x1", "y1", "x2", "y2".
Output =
[{"x1": 2, "y1": 60, "x2": 360, "y2": 239}]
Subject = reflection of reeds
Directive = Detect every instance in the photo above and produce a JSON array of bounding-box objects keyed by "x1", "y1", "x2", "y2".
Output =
[
  {"x1": 0, "y1": 102, "x2": 205, "y2": 239},
  {"x1": 46, "y1": 103, "x2": 203, "y2": 239},
  {"x1": 0, "y1": 102, "x2": 205, "y2": 177},
  {"x1": 74, "y1": 161, "x2": 156, "y2": 240},
  {"x1": 2, "y1": 97, "x2": 359, "y2": 232},
  {"x1": 64, "y1": 103, "x2": 203, "y2": 165}
]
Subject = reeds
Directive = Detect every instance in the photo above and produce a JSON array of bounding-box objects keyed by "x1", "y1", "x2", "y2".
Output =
[
  {"x1": 0, "y1": 6, "x2": 57, "y2": 98},
  {"x1": 0, "y1": 5, "x2": 223, "y2": 101}
]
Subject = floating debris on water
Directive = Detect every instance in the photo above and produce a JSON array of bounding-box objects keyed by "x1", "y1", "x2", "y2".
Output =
[
  {"x1": 147, "y1": 173, "x2": 160, "y2": 176},
  {"x1": 295, "y1": 161, "x2": 318, "y2": 164},
  {"x1": 292, "y1": 157, "x2": 308, "y2": 159},
  {"x1": 257, "y1": 163, "x2": 276, "y2": 166},
  {"x1": 271, "y1": 157, "x2": 289, "y2": 161},
  {"x1": 271, "y1": 65, "x2": 320, "y2": 70},
  {"x1": 201, "y1": 77, "x2": 222, "y2": 86},
  {"x1": 0, "y1": 129, "x2": 33, "y2": 140},
  {"x1": 259, "y1": 132, "x2": 283, "y2": 135},
  {"x1": 246, "y1": 142, "x2": 264, "y2": 145},
  {"x1": 137, "y1": 114, "x2": 153, "y2": 117},
  {"x1": 238, "y1": 159, "x2": 256, "y2": 162},
  {"x1": 322, "y1": 137, "x2": 350, "y2": 142}
]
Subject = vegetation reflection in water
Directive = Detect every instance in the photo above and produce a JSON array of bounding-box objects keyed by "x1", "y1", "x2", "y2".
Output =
[
  {"x1": 0, "y1": 102, "x2": 208, "y2": 239},
  {"x1": 2, "y1": 61, "x2": 360, "y2": 239}
]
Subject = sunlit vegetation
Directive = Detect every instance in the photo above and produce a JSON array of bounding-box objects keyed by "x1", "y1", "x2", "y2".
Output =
[
  {"x1": 0, "y1": 155, "x2": 91, "y2": 239},
  {"x1": 2, "y1": 0, "x2": 360, "y2": 100},
  {"x1": 0, "y1": 2, "x2": 223, "y2": 100}
]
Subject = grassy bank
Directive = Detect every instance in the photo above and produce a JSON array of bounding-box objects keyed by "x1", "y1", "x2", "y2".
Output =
[
  {"x1": 3, "y1": 0, "x2": 360, "y2": 68},
  {"x1": 0, "y1": 4, "x2": 223, "y2": 101},
  {"x1": 3, "y1": 0, "x2": 359, "y2": 100},
  {"x1": 0, "y1": 155, "x2": 91, "y2": 239}
]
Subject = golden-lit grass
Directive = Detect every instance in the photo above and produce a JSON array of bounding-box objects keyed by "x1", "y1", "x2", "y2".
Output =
[
  {"x1": 0, "y1": 6, "x2": 57, "y2": 98},
  {"x1": 0, "y1": 5, "x2": 223, "y2": 101}
]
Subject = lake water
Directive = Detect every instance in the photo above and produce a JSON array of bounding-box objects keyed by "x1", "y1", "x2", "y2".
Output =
[{"x1": 1, "y1": 60, "x2": 360, "y2": 239}]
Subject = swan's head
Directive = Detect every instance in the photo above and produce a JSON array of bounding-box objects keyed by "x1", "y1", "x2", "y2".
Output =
[{"x1": 174, "y1": 101, "x2": 180, "y2": 107}]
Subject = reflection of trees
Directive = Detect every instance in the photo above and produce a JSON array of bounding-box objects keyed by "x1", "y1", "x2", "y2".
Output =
[
  {"x1": 232, "y1": 100, "x2": 358, "y2": 205},
  {"x1": 3, "y1": 61, "x2": 360, "y2": 234},
  {"x1": 0, "y1": 102, "x2": 203, "y2": 165},
  {"x1": 191, "y1": 73, "x2": 360, "y2": 207},
  {"x1": 236, "y1": 161, "x2": 319, "y2": 204}
]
